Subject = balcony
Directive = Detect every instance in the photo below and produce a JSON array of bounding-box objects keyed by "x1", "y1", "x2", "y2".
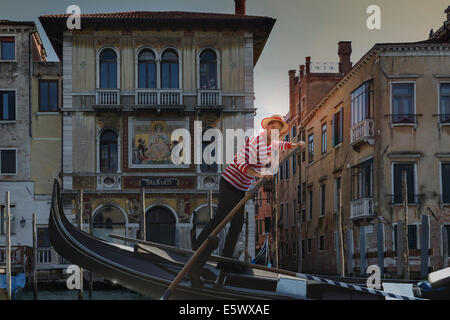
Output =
[
  {"x1": 96, "y1": 89, "x2": 120, "y2": 105},
  {"x1": 37, "y1": 248, "x2": 53, "y2": 265},
  {"x1": 198, "y1": 90, "x2": 222, "y2": 106},
  {"x1": 350, "y1": 197, "x2": 374, "y2": 219},
  {"x1": 135, "y1": 89, "x2": 183, "y2": 106},
  {"x1": 350, "y1": 118, "x2": 374, "y2": 146}
]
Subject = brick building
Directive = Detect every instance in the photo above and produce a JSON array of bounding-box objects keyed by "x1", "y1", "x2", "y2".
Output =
[{"x1": 277, "y1": 6, "x2": 450, "y2": 278}]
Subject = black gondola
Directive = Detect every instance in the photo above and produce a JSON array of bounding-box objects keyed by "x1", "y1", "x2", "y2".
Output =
[{"x1": 49, "y1": 180, "x2": 384, "y2": 300}]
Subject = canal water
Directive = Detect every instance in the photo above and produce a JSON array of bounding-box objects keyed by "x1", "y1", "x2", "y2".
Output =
[{"x1": 15, "y1": 289, "x2": 150, "y2": 300}]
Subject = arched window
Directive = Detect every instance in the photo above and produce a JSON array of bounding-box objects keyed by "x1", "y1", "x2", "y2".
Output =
[
  {"x1": 161, "y1": 49, "x2": 179, "y2": 89},
  {"x1": 138, "y1": 50, "x2": 156, "y2": 89},
  {"x1": 200, "y1": 127, "x2": 218, "y2": 173},
  {"x1": 100, "y1": 130, "x2": 118, "y2": 173},
  {"x1": 93, "y1": 206, "x2": 126, "y2": 243},
  {"x1": 99, "y1": 49, "x2": 117, "y2": 89},
  {"x1": 200, "y1": 49, "x2": 218, "y2": 89}
]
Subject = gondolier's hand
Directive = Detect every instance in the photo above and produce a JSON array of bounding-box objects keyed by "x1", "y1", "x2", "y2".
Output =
[
  {"x1": 290, "y1": 141, "x2": 305, "y2": 149},
  {"x1": 247, "y1": 167, "x2": 272, "y2": 180}
]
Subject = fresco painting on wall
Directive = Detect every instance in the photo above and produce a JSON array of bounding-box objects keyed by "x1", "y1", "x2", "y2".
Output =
[{"x1": 131, "y1": 119, "x2": 187, "y2": 166}]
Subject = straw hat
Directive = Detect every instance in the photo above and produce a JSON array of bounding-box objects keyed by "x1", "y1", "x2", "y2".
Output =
[{"x1": 261, "y1": 114, "x2": 290, "y2": 135}]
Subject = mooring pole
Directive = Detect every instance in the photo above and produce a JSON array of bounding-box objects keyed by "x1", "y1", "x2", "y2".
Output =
[
  {"x1": 88, "y1": 214, "x2": 93, "y2": 299},
  {"x1": 5, "y1": 192, "x2": 11, "y2": 300},
  {"x1": 338, "y1": 188, "x2": 345, "y2": 277},
  {"x1": 78, "y1": 189, "x2": 84, "y2": 300},
  {"x1": 401, "y1": 171, "x2": 410, "y2": 280},
  {"x1": 208, "y1": 190, "x2": 213, "y2": 220},
  {"x1": 273, "y1": 177, "x2": 279, "y2": 269},
  {"x1": 32, "y1": 212, "x2": 38, "y2": 300},
  {"x1": 140, "y1": 188, "x2": 146, "y2": 241}
]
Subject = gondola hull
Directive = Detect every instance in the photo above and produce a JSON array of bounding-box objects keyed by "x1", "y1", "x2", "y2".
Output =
[{"x1": 48, "y1": 180, "x2": 308, "y2": 300}]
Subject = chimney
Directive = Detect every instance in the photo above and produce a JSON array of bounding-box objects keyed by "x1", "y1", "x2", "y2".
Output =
[
  {"x1": 446, "y1": 5, "x2": 450, "y2": 22},
  {"x1": 338, "y1": 41, "x2": 352, "y2": 74},
  {"x1": 288, "y1": 70, "x2": 296, "y2": 115},
  {"x1": 299, "y1": 65, "x2": 305, "y2": 80},
  {"x1": 234, "y1": 0, "x2": 246, "y2": 15},
  {"x1": 305, "y1": 57, "x2": 311, "y2": 75}
]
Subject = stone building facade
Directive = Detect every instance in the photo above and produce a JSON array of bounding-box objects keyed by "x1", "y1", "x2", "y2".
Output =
[
  {"x1": 0, "y1": 20, "x2": 55, "y2": 269},
  {"x1": 39, "y1": 2, "x2": 275, "y2": 259}
]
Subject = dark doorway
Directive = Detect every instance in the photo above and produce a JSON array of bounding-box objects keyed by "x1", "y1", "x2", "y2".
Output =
[{"x1": 146, "y1": 206, "x2": 176, "y2": 246}]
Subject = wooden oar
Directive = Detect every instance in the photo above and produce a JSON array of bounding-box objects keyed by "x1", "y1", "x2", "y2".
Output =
[{"x1": 159, "y1": 145, "x2": 302, "y2": 300}]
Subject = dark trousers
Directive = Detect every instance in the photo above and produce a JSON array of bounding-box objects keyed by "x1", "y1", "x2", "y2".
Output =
[{"x1": 192, "y1": 177, "x2": 246, "y2": 259}]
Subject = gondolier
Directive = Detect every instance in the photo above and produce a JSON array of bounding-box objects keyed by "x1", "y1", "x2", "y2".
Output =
[{"x1": 189, "y1": 114, "x2": 305, "y2": 287}]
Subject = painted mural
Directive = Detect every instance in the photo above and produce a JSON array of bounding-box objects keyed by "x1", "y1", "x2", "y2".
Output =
[{"x1": 131, "y1": 119, "x2": 187, "y2": 166}]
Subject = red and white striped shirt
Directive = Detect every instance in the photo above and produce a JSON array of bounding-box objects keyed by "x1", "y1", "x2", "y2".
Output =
[{"x1": 222, "y1": 133, "x2": 293, "y2": 192}]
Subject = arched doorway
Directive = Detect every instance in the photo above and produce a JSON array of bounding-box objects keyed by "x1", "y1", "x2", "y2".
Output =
[
  {"x1": 92, "y1": 205, "x2": 126, "y2": 244},
  {"x1": 146, "y1": 206, "x2": 176, "y2": 246}
]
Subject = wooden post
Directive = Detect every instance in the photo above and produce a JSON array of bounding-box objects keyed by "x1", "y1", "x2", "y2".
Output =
[
  {"x1": 78, "y1": 190, "x2": 84, "y2": 300},
  {"x1": 401, "y1": 171, "x2": 410, "y2": 280},
  {"x1": 244, "y1": 211, "x2": 249, "y2": 262},
  {"x1": 443, "y1": 226, "x2": 448, "y2": 268},
  {"x1": 140, "y1": 188, "x2": 146, "y2": 241},
  {"x1": 32, "y1": 213, "x2": 38, "y2": 300},
  {"x1": 273, "y1": 177, "x2": 279, "y2": 269},
  {"x1": 5, "y1": 192, "x2": 11, "y2": 300},
  {"x1": 338, "y1": 188, "x2": 345, "y2": 277},
  {"x1": 88, "y1": 213, "x2": 93, "y2": 299},
  {"x1": 208, "y1": 190, "x2": 213, "y2": 220}
]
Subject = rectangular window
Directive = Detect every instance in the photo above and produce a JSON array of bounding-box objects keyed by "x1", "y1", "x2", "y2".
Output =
[
  {"x1": 285, "y1": 159, "x2": 290, "y2": 180},
  {"x1": 302, "y1": 182, "x2": 306, "y2": 204},
  {"x1": 440, "y1": 83, "x2": 450, "y2": 123},
  {"x1": 292, "y1": 154, "x2": 297, "y2": 175},
  {"x1": 293, "y1": 199, "x2": 297, "y2": 225},
  {"x1": 319, "y1": 235, "x2": 325, "y2": 251},
  {"x1": 307, "y1": 238, "x2": 312, "y2": 253},
  {"x1": 302, "y1": 240, "x2": 306, "y2": 258},
  {"x1": 308, "y1": 133, "x2": 314, "y2": 163},
  {"x1": 442, "y1": 163, "x2": 450, "y2": 203},
  {"x1": 321, "y1": 123, "x2": 327, "y2": 154},
  {"x1": 280, "y1": 203, "x2": 284, "y2": 227},
  {"x1": 0, "y1": 149, "x2": 17, "y2": 175},
  {"x1": 308, "y1": 189, "x2": 313, "y2": 220},
  {"x1": 1, "y1": 37, "x2": 15, "y2": 60},
  {"x1": 0, "y1": 205, "x2": 16, "y2": 235},
  {"x1": 39, "y1": 80, "x2": 59, "y2": 112},
  {"x1": 393, "y1": 163, "x2": 416, "y2": 204},
  {"x1": 351, "y1": 160, "x2": 373, "y2": 200},
  {"x1": 37, "y1": 227, "x2": 51, "y2": 247},
  {"x1": 392, "y1": 83, "x2": 415, "y2": 124},
  {"x1": 0, "y1": 91, "x2": 15, "y2": 121},
  {"x1": 394, "y1": 224, "x2": 418, "y2": 251},
  {"x1": 320, "y1": 184, "x2": 326, "y2": 217},
  {"x1": 351, "y1": 82, "x2": 371, "y2": 126},
  {"x1": 443, "y1": 225, "x2": 450, "y2": 256},
  {"x1": 335, "y1": 177, "x2": 341, "y2": 214},
  {"x1": 333, "y1": 109, "x2": 343, "y2": 146},
  {"x1": 264, "y1": 217, "x2": 271, "y2": 233}
]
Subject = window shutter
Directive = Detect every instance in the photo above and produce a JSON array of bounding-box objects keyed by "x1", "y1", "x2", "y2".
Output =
[
  {"x1": 339, "y1": 109, "x2": 343, "y2": 143},
  {"x1": 332, "y1": 113, "x2": 335, "y2": 146},
  {"x1": 8, "y1": 92, "x2": 15, "y2": 121}
]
